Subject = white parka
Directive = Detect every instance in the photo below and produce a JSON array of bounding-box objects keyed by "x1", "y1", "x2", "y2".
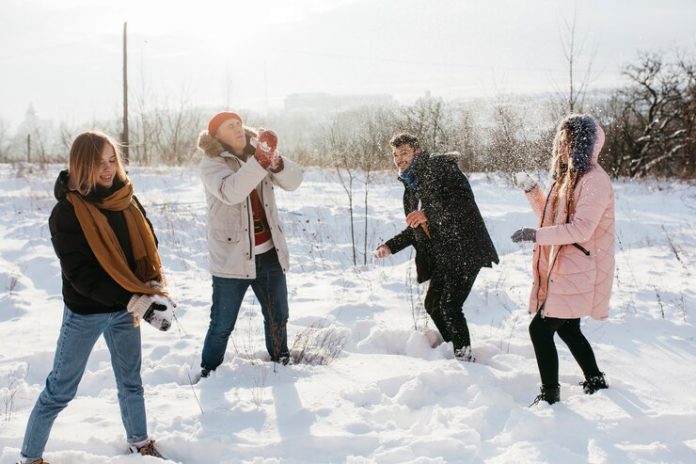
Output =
[{"x1": 198, "y1": 131, "x2": 303, "y2": 279}]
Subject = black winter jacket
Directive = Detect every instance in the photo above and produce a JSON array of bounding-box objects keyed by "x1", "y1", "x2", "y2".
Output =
[
  {"x1": 49, "y1": 170, "x2": 156, "y2": 314},
  {"x1": 385, "y1": 152, "x2": 499, "y2": 283}
]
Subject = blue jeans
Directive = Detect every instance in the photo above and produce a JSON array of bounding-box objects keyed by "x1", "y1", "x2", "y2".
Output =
[
  {"x1": 201, "y1": 249, "x2": 290, "y2": 370},
  {"x1": 20, "y1": 307, "x2": 147, "y2": 461}
]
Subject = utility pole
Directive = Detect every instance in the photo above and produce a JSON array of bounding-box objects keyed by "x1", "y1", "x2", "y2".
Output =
[{"x1": 122, "y1": 21, "x2": 130, "y2": 163}]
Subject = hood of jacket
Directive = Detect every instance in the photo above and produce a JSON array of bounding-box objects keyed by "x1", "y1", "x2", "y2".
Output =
[
  {"x1": 561, "y1": 116, "x2": 605, "y2": 176},
  {"x1": 197, "y1": 127, "x2": 259, "y2": 159},
  {"x1": 54, "y1": 170, "x2": 70, "y2": 201}
]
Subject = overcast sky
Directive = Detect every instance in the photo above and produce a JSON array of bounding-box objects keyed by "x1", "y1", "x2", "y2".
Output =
[{"x1": 1, "y1": 0, "x2": 694, "y2": 128}]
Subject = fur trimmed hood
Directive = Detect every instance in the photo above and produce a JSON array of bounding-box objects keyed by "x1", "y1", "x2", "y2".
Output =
[
  {"x1": 197, "y1": 127, "x2": 258, "y2": 158},
  {"x1": 553, "y1": 114, "x2": 605, "y2": 177}
]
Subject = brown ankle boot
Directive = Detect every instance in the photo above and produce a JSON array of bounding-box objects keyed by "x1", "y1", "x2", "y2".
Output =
[{"x1": 130, "y1": 439, "x2": 164, "y2": 458}]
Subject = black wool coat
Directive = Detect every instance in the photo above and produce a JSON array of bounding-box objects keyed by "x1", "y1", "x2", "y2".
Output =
[
  {"x1": 49, "y1": 171, "x2": 156, "y2": 314},
  {"x1": 385, "y1": 152, "x2": 499, "y2": 283}
]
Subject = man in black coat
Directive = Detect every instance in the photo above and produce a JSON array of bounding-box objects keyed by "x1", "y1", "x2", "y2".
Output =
[{"x1": 374, "y1": 133, "x2": 499, "y2": 361}]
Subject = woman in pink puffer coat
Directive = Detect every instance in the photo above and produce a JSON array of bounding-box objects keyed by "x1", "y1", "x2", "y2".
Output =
[{"x1": 511, "y1": 114, "x2": 615, "y2": 405}]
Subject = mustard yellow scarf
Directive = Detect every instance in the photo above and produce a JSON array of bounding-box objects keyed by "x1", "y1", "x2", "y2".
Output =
[{"x1": 66, "y1": 180, "x2": 164, "y2": 296}]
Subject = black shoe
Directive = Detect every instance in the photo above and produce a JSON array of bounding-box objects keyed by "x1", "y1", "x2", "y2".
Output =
[
  {"x1": 189, "y1": 367, "x2": 211, "y2": 385},
  {"x1": 454, "y1": 346, "x2": 476, "y2": 362},
  {"x1": 530, "y1": 384, "x2": 560, "y2": 406},
  {"x1": 581, "y1": 372, "x2": 608, "y2": 394},
  {"x1": 272, "y1": 354, "x2": 290, "y2": 365}
]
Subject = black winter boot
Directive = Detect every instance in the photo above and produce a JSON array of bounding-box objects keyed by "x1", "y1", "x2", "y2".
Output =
[
  {"x1": 454, "y1": 346, "x2": 476, "y2": 362},
  {"x1": 581, "y1": 372, "x2": 608, "y2": 394},
  {"x1": 530, "y1": 384, "x2": 560, "y2": 406}
]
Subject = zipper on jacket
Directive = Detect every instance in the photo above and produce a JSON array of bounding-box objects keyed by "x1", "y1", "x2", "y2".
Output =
[
  {"x1": 246, "y1": 195, "x2": 253, "y2": 260},
  {"x1": 537, "y1": 176, "x2": 588, "y2": 315},
  {"x1": 535, "y1": 182, "x2": 555, "y2": 315}
]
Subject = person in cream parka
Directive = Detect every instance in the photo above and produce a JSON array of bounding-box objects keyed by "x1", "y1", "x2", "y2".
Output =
[{"x1": 197, "y1": 112, "x2": 303, "y2": 376}]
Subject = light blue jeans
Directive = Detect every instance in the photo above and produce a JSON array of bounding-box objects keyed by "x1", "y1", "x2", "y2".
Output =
[{"x1": 20, "y1": 307, "x2": 147, "y2": 462}]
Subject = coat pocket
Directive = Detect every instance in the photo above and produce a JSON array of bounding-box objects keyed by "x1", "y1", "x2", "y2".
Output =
[
  {"x1": 211, "y1": 227, "x2": 241, "y2": 244},
  {"x1": 208, "y1": 227, "x2": 243, "y2": 273},
  {"x1": 551, "y1": 245, "x2": 596, "y2": 295}
]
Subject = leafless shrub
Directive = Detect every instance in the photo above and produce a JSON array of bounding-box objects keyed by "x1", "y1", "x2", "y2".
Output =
[
  {"x1": 6, "y1": 273, "x2": 20, "y2": 295},
  {"x1": 406, "y1": 251, "x2": 428, "y2": 332},
  {"x1": 2, "y1": 375, "x2": 19, "y2": 422},
  {"x1": 291, "y1": 322, "x2": 349, "y2": 365}
]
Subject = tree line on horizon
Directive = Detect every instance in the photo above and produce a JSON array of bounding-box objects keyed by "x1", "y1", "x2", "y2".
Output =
[{"x1": 0, "y1": 51, "x2": 694, "y2": 179}]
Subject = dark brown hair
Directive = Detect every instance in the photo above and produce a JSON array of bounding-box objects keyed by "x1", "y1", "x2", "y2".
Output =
[{"x1": 389, "y1": 132, "x2": 420, "y2": 150}]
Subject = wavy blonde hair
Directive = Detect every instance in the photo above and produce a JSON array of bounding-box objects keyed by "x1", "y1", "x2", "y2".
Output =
[{"x1": 67, "y1": 131, "x2": 127, "y2": 196}]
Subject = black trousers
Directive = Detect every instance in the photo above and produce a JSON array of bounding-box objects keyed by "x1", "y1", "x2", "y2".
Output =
[
  {"x1": 529, "y1": 311, "x2": 602, "y2": 387},
  {"x1": 424, "y1": 268, "x2": 480, "y2": 350}
]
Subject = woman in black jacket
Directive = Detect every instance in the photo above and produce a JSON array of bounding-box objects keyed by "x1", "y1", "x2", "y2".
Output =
[{"x1": 18, "y1": 132, "x2": 174, "y2": 464}]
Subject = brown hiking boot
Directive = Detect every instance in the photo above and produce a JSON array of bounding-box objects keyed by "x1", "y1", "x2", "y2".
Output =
[
  {"x1": 130, "y1": 439, "x2": 164, "y2": 458},
  {"x1": 18, "y1": 460, "x2": 49, "y2": 464}
]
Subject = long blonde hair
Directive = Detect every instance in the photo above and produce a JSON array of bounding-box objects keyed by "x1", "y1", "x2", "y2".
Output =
[
  {"x1": 67, "y1": 131, "x2": 127, "y2": 196},
  {"x1": 550, "y1": 114, "x2": 597, "y2": 220}
]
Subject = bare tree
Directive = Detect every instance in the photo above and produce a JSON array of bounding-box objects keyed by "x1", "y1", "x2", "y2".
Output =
[
  {"x1": 449, "y1": 104, "x2": 484, "y2": 172},
  {"x1": 131, "y1": 54, "x2": 151, "y2": 166},
  {"x1": 0, "y1": 119, "x2": 11, "y2": 161},
  {"x1": 558, "y1": 2, "x2": 596, "y2": 114},
  {"x1": 324, "y1": 116, "x2": 358, "y2": 265},
  {"x1": 318, "y1": 107, "x2": 398, "y2": 265},
  {"x1": 602, "y1": 52, "x2": 696, "y2": 178},
  {"x1": 486, "y1": 98, "x2": 554, "y2": 175},
  {"x1": 121, "y1": 21, "x2": 130, "y2": 163},
  {"x1": 353, "y1": 108, "x2": 399, "y2": 264},
  {"x1": 402, "y1": 94, "x2": 458, "y2": 152}
]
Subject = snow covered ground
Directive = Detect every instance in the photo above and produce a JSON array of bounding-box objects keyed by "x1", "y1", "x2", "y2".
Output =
[{"x1": 0, "y1": 163, "x2": 695, "y2": 464}]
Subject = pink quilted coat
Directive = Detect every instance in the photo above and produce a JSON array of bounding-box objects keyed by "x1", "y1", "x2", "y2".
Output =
[{"x1": 524, "y1": 130, "x2": 615, "y2": 320}]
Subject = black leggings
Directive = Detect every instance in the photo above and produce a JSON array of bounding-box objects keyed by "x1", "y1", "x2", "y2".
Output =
[
  {"x1": 529, "y1": 311, "x2": 602, "y2": 387},
  {"x1": 425, "y1": 268, "x2": 480, "y2": 350}
]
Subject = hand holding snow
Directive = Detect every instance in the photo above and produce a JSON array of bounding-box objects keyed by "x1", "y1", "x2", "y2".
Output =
[
  {"x1": 373, "y1": 244, "x2": 392, "y2": 258},
  {"x1": 253, "y1": 129, "x2": 279, "y2": 170},
  {"x1": 513, "y1": 172, "x2": 537, "y2": 192}
]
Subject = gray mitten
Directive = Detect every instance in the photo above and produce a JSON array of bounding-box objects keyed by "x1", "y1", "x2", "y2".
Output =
[{"x1": 511, "y1": 227, "x2": 537, "y2": 243}]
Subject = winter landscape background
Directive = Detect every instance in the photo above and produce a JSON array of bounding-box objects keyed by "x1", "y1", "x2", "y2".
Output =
[
  {"x1": 0, "y1": 164, "x2": 694, "y2": 463},
  {"x1": 1, "y1": 0, "x2": 695, "y2": 462}
]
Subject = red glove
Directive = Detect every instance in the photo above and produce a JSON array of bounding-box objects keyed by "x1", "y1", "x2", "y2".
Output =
[{"x1": 254, "y1": 130, "x2": 278, "y2": 169}]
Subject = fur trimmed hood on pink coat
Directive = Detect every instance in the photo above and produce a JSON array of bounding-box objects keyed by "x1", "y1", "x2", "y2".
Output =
[{"x1": 524, "y1": 121, "x2": 615, "y2": 320}]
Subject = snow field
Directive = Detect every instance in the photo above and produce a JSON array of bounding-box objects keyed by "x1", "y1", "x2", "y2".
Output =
[{"x1": 0, "y1": 165, "x2": 695, "y2": 463}]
